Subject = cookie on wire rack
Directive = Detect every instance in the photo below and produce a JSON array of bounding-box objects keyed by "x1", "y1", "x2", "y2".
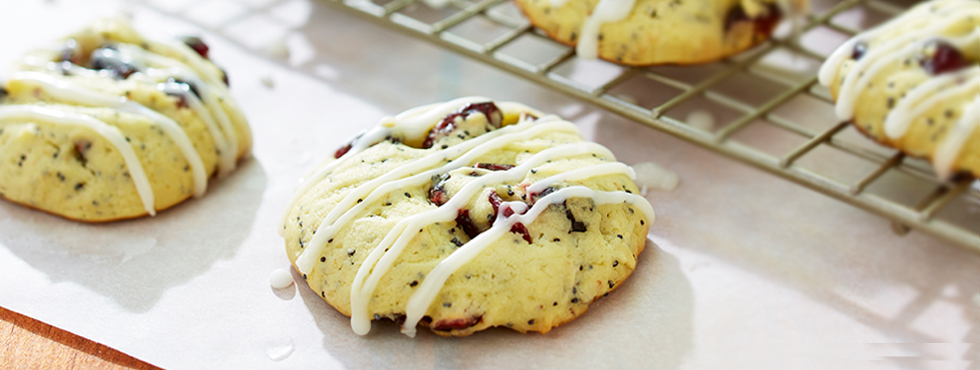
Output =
[
  {"x1": 819, "y1": 0, "x2": 980, "y2": 180},
  {"x1": 512, "y1": 0, "x2": 808, "y2": 66},
  {"x1": 280, "y1": 97, "x2": 654, "y2": 337},
  {"x1": 0, "y1": 18, "x2": 251, "y2": 222}
]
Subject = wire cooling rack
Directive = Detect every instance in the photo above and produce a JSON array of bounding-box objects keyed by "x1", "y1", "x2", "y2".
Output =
[
  {"x1": 320, "y1": 0, "x2": 980, "y2": 250},
  {"x1": 135, "y1": 0, "x2": 979, "y2": 251}
]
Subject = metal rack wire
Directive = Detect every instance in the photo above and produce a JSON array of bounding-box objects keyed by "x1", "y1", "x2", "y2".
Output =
[{"x1": 325, "y1": 0, "x2": 980, "y2": 250}]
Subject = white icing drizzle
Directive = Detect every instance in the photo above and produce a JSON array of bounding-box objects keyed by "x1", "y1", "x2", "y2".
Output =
[
  {"x1": 834, "y1": 17, "x2": 976, "y2": 120},
  {"x1": 294, "y1": 119, "x2": 579, "y2": 274},
  {"x1": 934, "y1": 96, "x2": 980, "y2": 180},
  {"x1": 576, "y1": 0, "x2": 637, "y2": 60},
  {"x1": 816, "y1": 0, "x2": 961, "y2": 86},
  {"x1": 884, "y1": 66, "x2": 979, "y2": 139},
  {"x1": 282, "y1": 98, "x2": 654, "y2": 336},
  {"x1": 119, "y1": 44, "x2": 240, "y2": 177},
  {"x1": 0, "y1": 105, "x2": 156, "y2": 215},
  {"x1": 151, "y1": 38, "x2": 254, "y2": 155},
  {"x1": 526, "y1": 162, "x2": 635, "y2": 195},
  {"x1": 53, "y1": 34, "x2": 249, "y2": 160},
  {"x1": 573, "y1": 0, "x2": 802, "y2": 61},
  {"x1": 885, "y1": 72, "x2": 979, "y2": 143},
  {"x1": 400, "y1": 186, "x2": 653, "y2": 337},
  {"x1": 8, "y1": 71, "x2": 209, "y2": 198},
  {"x1": 347, "y1": 141, "x2": 617, "y2": 335},
  {"x1": 13, "y1": 26, "x2": 250, "y2": 209},
  {"x1": 276, "y1": 96, "x2": 543, "y2": 237},
  {"x1": 146, "y1": 39, "x2": 229, "y2": 89},
  {"x1": 818, "y1": 0, "x2": 980, "y2": 179}
]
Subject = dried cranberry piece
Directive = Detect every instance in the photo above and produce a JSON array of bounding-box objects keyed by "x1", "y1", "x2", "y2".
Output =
[
  {"x1": 455, "y1": 209, "x2": 481, "y2": 239},
  {"x1": 475, "y1": 163, "x2": 514, "y2": 171},
  {"x1": 510, "y1": 222, "x2": 532, "y2": 244},
  {"x1": 920, "y1": 40, "x2": 968, "y2": 75},
  {"x1": 429, "y1": 173, "x2": 452, "y2": 206},
  {"x1": 488, "y1": 192, "x2": 532, "y2": 242},
  {"x1": 178, "y1": 35, "x2": 210, "y2": 59},
  {"x1": 488, "y1": 191, "x2": 503, "y2": 216},
  {"x1": 463, "y1": 102, "x2": 503, "y2": 128},
  {"x1": 219, "y1": 67, "x2": 230, "y2": 87},
  {"x1": 852, "y1": 41, "x2": 868, "y2": 61},
  {"x1": 334, "y1": 142, "x2": 352, "y2": 159},
  {"x1": 91, "y1": 46, "x2": 139, "y2": 80},
  {"x1": 422, "y1": 102, "x2": 503, "y2": 149},
  {"x1": 724, "y1": 4, "x2": 781, "y2": 35},
  {"x1": 432, "y1": 315, "x2": 482, "y2": 331}
]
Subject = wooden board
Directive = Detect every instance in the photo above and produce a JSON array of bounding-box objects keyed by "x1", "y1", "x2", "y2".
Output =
[{"x1": 0, "y1": 306, "x2": 158, "y2": 370}]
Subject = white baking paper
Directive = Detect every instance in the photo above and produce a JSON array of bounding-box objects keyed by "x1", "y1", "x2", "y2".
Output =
[{"x1": 0, "y1": 0, "x2": 978, "y2": 369}]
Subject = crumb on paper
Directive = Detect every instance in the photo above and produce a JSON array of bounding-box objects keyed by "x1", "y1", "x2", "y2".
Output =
[
  {"x1": 261, "y1": 75, "x2": 274, "y2": 88},
  {"x1": 265, "y1": 37, "x2": 290, "y2": 59},
  {"x1": 632, "y1": 161, "x2": 679, "y2": 195},
  {"x1": 685, "y1": 110, "x2": 715, "y2": 132}
]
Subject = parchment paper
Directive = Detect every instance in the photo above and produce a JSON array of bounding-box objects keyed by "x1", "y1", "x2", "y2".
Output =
[{"x1": 0, "y1": 0, "x2": 977, "y2": 369}]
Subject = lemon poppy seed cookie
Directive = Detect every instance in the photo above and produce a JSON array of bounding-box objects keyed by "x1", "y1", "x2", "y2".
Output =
[
  {"x1": 819, "y1": 0, "x2": 980, "y2": 179},
  {"x1": 513, "y1": 0, "x2": 808, "y2": 66},
  {"x1": 281, "y1": 97, "x2": 654, "y2": 337},
  {"x1": 0, "y1": 18, "x2": 251, "y2": 221}
]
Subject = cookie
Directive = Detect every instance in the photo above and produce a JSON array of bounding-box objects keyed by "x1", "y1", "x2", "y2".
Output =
[
  {"x1": 280, "y1": 97, "x2": 654, "y2": 337},
  {"x1": 0, "y1": 18, "x2": 251, "y2": 221},
  {"x1": 819, "y1": 0, "x2": 980, "y2": 180},
  {"x1": 513, "y1": 0, "x2": 807, "y2": 66}
]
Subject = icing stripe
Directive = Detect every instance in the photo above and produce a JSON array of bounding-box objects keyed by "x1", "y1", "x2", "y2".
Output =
[
  {"x1": 576, "y1": 0, "x2": 637, "y2": 60},
  {"x1": 152, "y1": 76, "x2": 235, "y2": 177},
  {"x1": 526, "y1": 162, "x2": 635, "y2": 195},
  {"x1": 834, "y1": 14, "x2": 976, "y2": 120},
  {"x1": 349, "y1": 143, "x2": 619, "y2": 335},
  {"x1": 817, "y1": 0, "x2": 972, "y2": 86},
  {"x1": 295, "y1": 119, "x2": 580, "y2": 274},
  {"x1": 401, "y1": 186, "x2": 654, "y2": 337},
  {"x1": 8, "y1": 71, "x2": 209, "y2": 198},
  {"x1": 884, "y1": 66, "x2": 979, "y2": 139},
  {"x1": 277, "y1": 98, "x2": 542, "y2": 236},
  {"x1": 124, "y1": 44, "x2": 240, "y2": 176},
  {"x1": 281, "y1": 98, "x2": 654, "y2": 336},
  {"x1": 0, "y1": 105, "x2": 156, "y2": 215},
  {"x1": 819, "y1": 0, "x2": 980, "y2": 179}
]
